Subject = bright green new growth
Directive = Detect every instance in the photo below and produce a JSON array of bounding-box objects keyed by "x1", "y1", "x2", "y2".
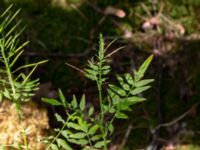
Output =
[
  {"x1": 0, "y1": 5, "x2": 47, "y2": 103},
  {"x1": 0, "y1": 5, "x2": 47, "y2": 149},
  {"x1": 43, "y1": 34, "x2": 154, "y2": 150}
]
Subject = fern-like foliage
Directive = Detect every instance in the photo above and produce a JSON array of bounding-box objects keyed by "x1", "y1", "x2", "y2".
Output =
[
  {"x1": 43, "y1": 91, "x2": 107, "y2": 150},
  {"x1": 43, "y1": 34, "x2": 154, "y2": 150},
  {"x1": 0, "y1": 5, "x2": 47, "y2": 103},
  {"x1": 107, "y1": 55, "x2": 154, "y2": 119},
  {"x1": 0, "y1": 5, "x2": 48, "y2": 149},
  {"x1": 84, "y1": 34, "x2": 111, "y2": 84}
]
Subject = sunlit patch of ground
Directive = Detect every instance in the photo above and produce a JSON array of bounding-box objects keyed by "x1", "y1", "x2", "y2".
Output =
[
  {"x1": 162, "y1": 144, "x2": 200, "y2": 150},
  {"x1": 0, "y1": 100, "x2": 49, "y2": 149},
  {"x1": 176, "y1": 145, "x2": 200, "y2": 150}
]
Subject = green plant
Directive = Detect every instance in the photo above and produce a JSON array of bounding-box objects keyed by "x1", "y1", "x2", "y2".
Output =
[
  {"x1": 0, "y1": 5, "x2": 47, "y2": 149},
  {"x1": 43, "y1": 34, "x2": 154, "y2": 150}
]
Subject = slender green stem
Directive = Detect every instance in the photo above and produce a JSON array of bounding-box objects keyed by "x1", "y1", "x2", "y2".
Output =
[
  {"x1": 97, "y1": 83, "x2": 107, "y2": 150},
  {"x1": 1, "y1": 43, "x2": 16, "y2": 99},
  {"x1": 86, "y1": 133, "x2": 94, "y2": 150},
  {"x1": 16, "y1": 104, "x2": 29, "y2": 150},
  {"x1": 97, "y1": 54, "x2": 107, "y2": 150},
  {"x1": 1, "y1": 40, "x2": 29, "y2": 150},
  {"x1": 45, "y1": 120, "x2": 68, "y2": 150},
  {"x1": 97, "y1": 61, "x2": 104, "y2": 123},
  {"x1": 98, "y1": 84, "x2": 104, "y2": 123}
]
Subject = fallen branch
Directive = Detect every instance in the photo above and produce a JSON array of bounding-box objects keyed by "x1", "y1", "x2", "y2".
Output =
[
  {"x1": 118, "y1": 124, "x2": 132, "y2": 150},
  {"x1": 153, "y1": 102, "x2": 200, "y2": 133}
]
